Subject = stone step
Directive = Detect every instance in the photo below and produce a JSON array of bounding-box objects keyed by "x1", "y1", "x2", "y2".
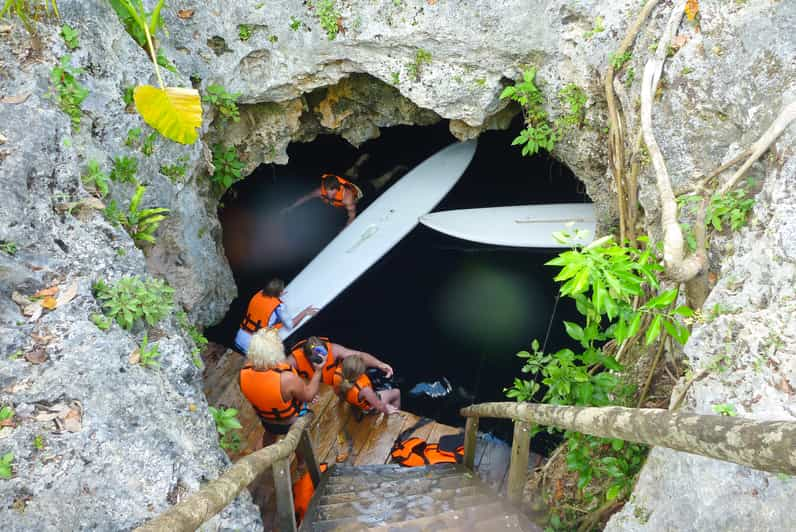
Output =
[
  {"x1": 363, "y1": 500, "x2": 511, "y2": 531},
  {"x1": 318, "y1": 481, "x2": 482, "y2": 506},
  {"x1": 314, "y1": 488, "x2": 490, "y2": 522},
  {"x1": 320, "y1": 470, "x2": 476, "y2": 497}
]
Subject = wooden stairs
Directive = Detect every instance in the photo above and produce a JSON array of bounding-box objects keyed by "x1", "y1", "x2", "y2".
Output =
[{"x1": 300, "y1": 463, "x2": 540, "y2": 531}]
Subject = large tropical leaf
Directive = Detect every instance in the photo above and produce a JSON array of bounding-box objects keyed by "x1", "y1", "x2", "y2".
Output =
[{"x1": 133, "y1": 85, "x2": 201, "y2": 144}]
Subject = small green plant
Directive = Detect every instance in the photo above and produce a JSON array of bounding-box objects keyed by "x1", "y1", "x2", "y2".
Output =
[
  {"x1": 103, "y1": 199, "x2": 124, "y2": 227},
  {"x1": 108, "y1": 0, "x2": 177, "y2": 74},
  {"x1": 238, "y1": 23, "x2": 253, "y2": 41},
  {"x1": 141, "y1": 131, "x2": 157, "y2": 156},
  {"x1": 583, "y1": 16, "x2": 604, "y2": 39},
  {"x1": 110, "y1": 155, "x2": 138, "y2": 183},
  {"x1": 609, "y1": 51, "x2": 632, "y2": 70},
  {"x1": 122, "y1": 185, "x2": 169, "y2": 245},
  {"x1": 712, "y1": 403, "x2": 737, "y2": 416},
  {"x1": 391, "y1": 72, "x2": 400, "y2": 85},
  {"x1": 0, "y1": 406, "x2": 13, "y2": 423},
  {"x1": 680, "y1": 66, "x2": 694, "y2": 76},
  {"x1": 708, "y1": 182, "x2": 755, "y2": 232},
  {"x1": 211, "y1": 144, "x2": 245, "y2": 191},
  {"x1": 90, "y1": 312, "x2": 112, "y2": 331},
  {"x1": 82, "y1": 160, "x2": 111, "y2": 197},
  {"x1": 0, "y1": 452, "x2": 13, "y2": 479},
  {"x1": 92, "y1": 275, "x2": 174, "y2": 331},
  {"x1": 209, "y1": 406, "x2": 243, "y2": 452},
  {"x1": 49, "y1": 55, "x2": 89, "y2": 130},
  {"x1": 206, "y1": 84, "x2": 241, "y2": 123},
  {"x1": 122, "y1": 85, "x2": 135, "y2": 108},
  {"x1": 177, "y1": 311, "x2": 207, "y2": 368},
  {"x1": 625, "y1": 67, "x2": 636, "y2": 87},
  {"x1": 268, "y1": 34, "x2": 278, "y2": 43},
  {"x1": 159, "y1": 163, "x2": 186, "y2": 182},
  {"x1": 33, "y1": 435, "x2": 44, "y2": 450},
  {"x1": 289, "y1": 16, "x2": 301, "y2": 31},
  {"x1": 500, "y1": 68, "x2": 559, "y2": 156},
  {"x1": 1, "y1": 241, "x2": 18, "y2": 255},
  {"x1": 406, "y1": 48, "x2": 432, "y2": 81},
  {"x1": 125, "y1": 127, "x2": 142, "y2": 147},
  {"x1": 313, "y1": 0, "x2": 341, "y2": 41},
  {"x1": 0, "y1": 0, "x2": 59, "y2": 35},
  {"x1": 557, "y1": 83, "x2": 587, "y2": 129},
  {"x1": 137, "y1": 332, "x2": 160, "y2": 369},
  {"x1": 60, "y1": 23, "x2": 79, "y2": 50}
]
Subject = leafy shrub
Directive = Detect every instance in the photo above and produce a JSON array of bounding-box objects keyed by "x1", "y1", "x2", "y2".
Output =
[
  {"x1": 122, "y1": 185, "x2": 169, "y2": 245},
  {"x1": 82, "y1": 160, "x2": 110, "y2": 197},
  {"x1": 406, "y1": 48, "x2": 431, "y2": 81},
  {"x1": 708, "y1": 182, "x2": 755, "y2": 231},
  {"x1": 211, "y1": 144, "x2": 245, "y2": 191},
  {"x1": 507, "y1": 235, "x2": 693, "y2": 503},
  {"x1": 609, "y1": 51, "x2": 632, "y2": 70},
  {"x1": 137, "y1": 332, "x2": 160, "y2": 369},
  {"x1": 206, "y1": 84, "x2": 241, "y2": 123},
  {"x1": 49, "y1": 55, "x2": 89, "y2": 130},
  {"x1": 209, "y1": 407, "x2": 242, "y2": 452},
  {"x1": 90, "y1": 312, "x2": 112, "y2": 330},
  {"x1": 557, "y1": 83, "x2": 587, "y2": 130},
  {"x1": 238, "y1": 23, "x2": 253, "y2": 41},
  {"x1": 500, "y1": 68, "x2": 559, "y2": 156},
  {"x1": 313, "y1": 0, "x2": 340, "y2": 41},
  {"x1": 0, "y1": 452, "x2": 12, "y2": 479},
  {"x1": 159, "y1": 163, "x2": 186, "y2": 182},
  {"x1": 60, "y1": 23, "x2": 78, "y2": 49},
  {"x1": 92, "y1": 275, "x2": 173, "y2": 330},
  {"x1": 110, "y1": 155, "x2": 138, "y2": 183}
]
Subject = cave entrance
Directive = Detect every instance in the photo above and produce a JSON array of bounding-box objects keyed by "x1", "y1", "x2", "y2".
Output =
[{"x1": 207, "y1": 119, "x2": 589, "y2": 450}]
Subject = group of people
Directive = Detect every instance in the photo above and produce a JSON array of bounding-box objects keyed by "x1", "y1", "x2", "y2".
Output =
[{"x1": 235, "y1": 278, "x2": 401, "y2": 443}]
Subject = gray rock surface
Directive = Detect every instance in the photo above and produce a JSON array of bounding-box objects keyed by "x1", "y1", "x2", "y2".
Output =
[{"x1": 0, "y1": 0, "x2": 794, "y2": 530}]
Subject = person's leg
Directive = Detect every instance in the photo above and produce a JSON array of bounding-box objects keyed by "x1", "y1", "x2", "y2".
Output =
[
  {"x1": 381, "y1": 388, "x2": 401, "y2": 410},
  {"x1": 344, "y1": 153, "x2": 370, "y2": 180},
  {"x1": 370, "y1": 164, "x2": 408, "y2": 191}
]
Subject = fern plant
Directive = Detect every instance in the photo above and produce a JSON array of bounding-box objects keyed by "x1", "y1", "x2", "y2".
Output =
[{"x1": 123, "y1": 185, "x2": 169, "y2": 245}]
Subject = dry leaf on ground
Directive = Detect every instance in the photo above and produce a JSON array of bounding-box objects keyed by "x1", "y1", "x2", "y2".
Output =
[
  {"x1": 0, "y1": 93, "x2": 30, "y2": 104},
  {"x1": 25, "y1": 349, "x2": 48, "y2": 364},
  {"x1": 34, "y1": 404, "x2": 71, "y2": 422},
  {"x1": 40, "y1": 296, "x2": 57, "y2": 310},
  {"x1": 129, "y1": 349, "x2": 141, "y2": 365},
  {"x1": 55, "y1": 281, "x2": 78, "y2": 307},
  {"x1": 177, "y1": 9, "x2": 194, "y2": 19},
  {"x1": 34, "y1": 286, "x2": 59, "y2": 298}
]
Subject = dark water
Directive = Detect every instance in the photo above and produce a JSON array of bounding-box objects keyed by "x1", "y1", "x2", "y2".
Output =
[{"x1": 207, "y1": 120, "x2": 587, "y2": 452}]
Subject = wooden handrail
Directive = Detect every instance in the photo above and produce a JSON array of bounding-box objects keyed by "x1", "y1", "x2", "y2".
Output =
[
  {"x1": 461, "y1": 402, "x2": 796, "y2": 475},
  {"x1": 137, "y1": 413, "x2": 316, "y2": 532}
]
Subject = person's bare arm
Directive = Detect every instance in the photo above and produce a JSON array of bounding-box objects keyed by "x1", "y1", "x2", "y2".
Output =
[
  {"x1": 283, "y1": 187, "x2": 321, "y2": 212},
  {"x1": 342, "y1": 193, "x2": 357, "y2": 226},
  {"x1": 331, "y1": 343, "x2": 393, "y2": 378},
  {"x1": 360, "y1": 386, "x2": 397, "y2": 415},
  {"x1": 292, "y1": 305, "x2": 319, "y2": 327},
  {"x1": 282, "y1": 367, "x2": 323, "y2": 403}
]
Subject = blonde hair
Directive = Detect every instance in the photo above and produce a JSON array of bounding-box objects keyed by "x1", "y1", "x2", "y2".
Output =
[
  {"x1": 338, "y1": 355, "x2": 366, "y2": 397},
  {"x1": 247, "y1": 328, "x2": 285, "y2": 370}
]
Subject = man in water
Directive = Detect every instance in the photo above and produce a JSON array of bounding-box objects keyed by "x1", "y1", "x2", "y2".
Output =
[
  {"x1": 282, "y1": 154, "x2": 407, "y2": 227},
  {"x1": 235, "y1": 277, "x2": 318, "y2": 354}
]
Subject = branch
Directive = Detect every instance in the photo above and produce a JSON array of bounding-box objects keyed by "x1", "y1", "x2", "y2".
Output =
[{"x1": 640, "y1": 1, "x2": 706, "y2": 283}]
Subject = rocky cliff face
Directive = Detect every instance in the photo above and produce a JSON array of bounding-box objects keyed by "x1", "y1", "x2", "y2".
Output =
[{"x1": 0, "y1": 0, "x2": 793, "y2": 530}]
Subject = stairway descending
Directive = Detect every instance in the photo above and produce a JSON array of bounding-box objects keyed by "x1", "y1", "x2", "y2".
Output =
[{"x1": 300, "y1": 463, "x2": 540, "y2": 531}]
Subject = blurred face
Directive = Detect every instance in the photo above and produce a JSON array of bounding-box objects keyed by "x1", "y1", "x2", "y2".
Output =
[{"x1": 324, "y1": 187, "x2": 338, "y2": 200}]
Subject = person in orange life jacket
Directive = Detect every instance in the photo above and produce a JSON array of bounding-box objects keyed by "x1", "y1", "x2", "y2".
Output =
[
  {"x1": 234, "y1": 277, "x2": 318, "y2": 354},
  {"x1": 282, "y1": 155, "x2": 408, "y2": 227},
  {"x1": 333, "y1": 355, "x2": 401, "y2": 415},
  {"x1": 239, "y1": 328, "x2": 324, "y2": 446},
  {"x1": 287, "y1": 336, "x2": 394, "y2": 386}
]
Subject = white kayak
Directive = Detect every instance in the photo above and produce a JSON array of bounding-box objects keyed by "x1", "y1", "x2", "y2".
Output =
[
  {"x1": 419, "y1": 203, "x2": 596, "y2": 248},
  {"x1": 279, "y1": 140, "x2": 478, "y2": 340}
]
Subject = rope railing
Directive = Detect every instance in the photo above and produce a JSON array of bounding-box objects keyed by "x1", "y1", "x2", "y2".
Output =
[
  {"x1": 136, "y1": 412, "x2": 316, "y2": 532},
  {"x1": 461, "y1": 402, "x2": 796, "y2": 503}
]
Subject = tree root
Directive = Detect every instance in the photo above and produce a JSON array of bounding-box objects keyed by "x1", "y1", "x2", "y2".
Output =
[
  {"x1": 636, "y1": 333, "x2": 667, "y2": 408},
  {"x1": 669, "y1": 368, "x2": 709, "y2": 411}
]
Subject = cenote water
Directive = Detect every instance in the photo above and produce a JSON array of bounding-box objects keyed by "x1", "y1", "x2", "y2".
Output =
[{"x1": 207, "y1": 120, "x2": 588, "y2": 452}]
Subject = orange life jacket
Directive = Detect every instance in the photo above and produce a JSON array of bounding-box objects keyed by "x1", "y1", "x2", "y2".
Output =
[
  {"x1": 293, "y1": 463, "x2": 329, "y2": 524},
  {"x1": 240, "y1": 292, "x2": 282, "y2": 332},
  {"x1": 290, "y1": 337, "x2": 339, "y2": 385},
  {"x1": 320, "y1": 174, "x2": 363, "y2": 208},
  {"x1": 239, "y1": 363, "x2": 302, "y2": 421},
  {"x1": 331, "y1": 368, "x2": 374, "y2": 412},
  {"x1": 390, "y1": 437, "x2": 464, "y2": 467}
]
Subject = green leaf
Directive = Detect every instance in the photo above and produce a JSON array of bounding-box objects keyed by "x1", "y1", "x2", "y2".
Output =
[
  {"x1": 645, "y1": 315, "x2": 662, "y2": 345},
  {"x1": 563, "y1": 321, "x2": 584, "y2": 342},
  {"x1": 674, "y1": 305, "x2": 694, "y2": 317},
  {"x1": 605, "y1": 483, "x2": 622, "y2": 501},
  {"x1": 627, "y1": 312, "x2": 643, "y2": 338},
  {"x1": 644, "y1": 288, "x2": 678, "y2": 309}
]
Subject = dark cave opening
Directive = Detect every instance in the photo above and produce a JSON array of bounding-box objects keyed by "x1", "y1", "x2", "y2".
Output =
[{"x1": 206, "y1": 118, "x2": 590, "y2": 452}]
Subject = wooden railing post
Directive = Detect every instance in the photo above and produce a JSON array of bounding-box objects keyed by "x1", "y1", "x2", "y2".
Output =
[
  {"x1": 463, "y1": 416, "x2": 479, "y2": 470},
  {"x1": 298, "y1": 429, "x2": 321, "y2": 487},
  {"x1": 273, "y1": 458, "x2": 297, "y2": 532},
  {"x1": 506, "y1": 421, "x2": 531, "y2": 505}
]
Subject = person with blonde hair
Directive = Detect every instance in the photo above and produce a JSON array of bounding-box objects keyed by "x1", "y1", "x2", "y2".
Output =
[
  {"x1": 239, "y1": 328, "x2": 323, "y2": 441},
  {"x1": 332, "y1": 355, "x2": 400, "y2": 416}
]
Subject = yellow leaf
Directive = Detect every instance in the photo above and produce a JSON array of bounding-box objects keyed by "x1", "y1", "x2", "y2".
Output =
[
  {"x1": 685, "y1": 0, "x2": 699, "y2": 21},
  {"x1": 41, "y1": 296, "x2": 57, "y2": 310},
  {"x1": 133, "y1": 85, "x2": 202, "y2": 145}
]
